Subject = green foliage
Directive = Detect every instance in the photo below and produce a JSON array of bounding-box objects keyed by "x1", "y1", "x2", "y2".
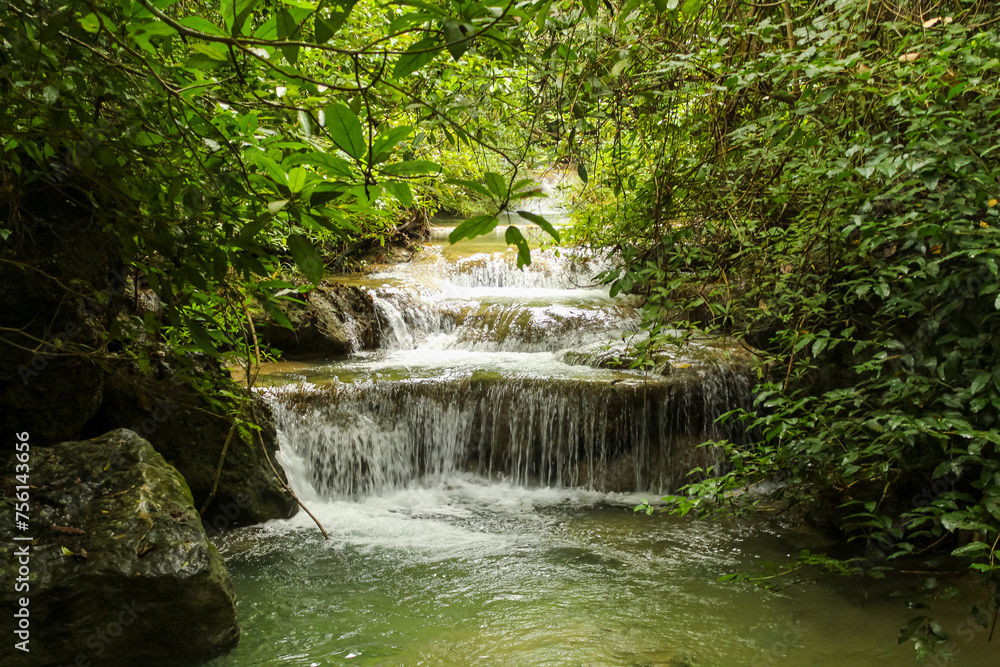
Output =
[
  {"x1": 0, "y1": 0, "x2": 566, "y2": 363},
  {"x1": 541, "y1": 0, "x2": 1000, "y2": 652}
]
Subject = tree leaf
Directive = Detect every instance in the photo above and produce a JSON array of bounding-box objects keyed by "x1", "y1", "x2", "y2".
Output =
[
  {"x1": 267, "y1": 199, "x2": 289, "y2": 214},
  {"x1": 516, "y1": 210, "x2": 560, "y2": 243},
  {"x1": 286, "y1": 168, "x2": 308, "y2": 193},
  {"x1": 314, "y1": 0, "x2": 357, "y2": 42},
  {"x1": 449, "y1": 215, "x2": 498, "y2": 243},
  {"x1": 284, "y1": 151, "x2": 354, "y2": 178},
  {"x1": 287, "y1": 234, "x2": 324, "y2": 284},
  {"x1": 505, "y1": 225, "x2": 531, "y2": 268},
  {"x1": 383, "y1": 181, "x2": 413, "y2": 206},
  {"x1": 325, "y1": 103, "x2": 366, "y2": 161},
  {"x1": 220, "y1": 0, "x2": 261, "y2": 35},
  {"x1": 442, "y1": 19, "x2": 472, "y2": 60},
  {"x1": 484, "y1": 171, "x2": 507, "y2": 199},
  {"x1": 276, "y1": 9, "x2": 301, "y2": 64},
  {"x1": 372, "y1": 125, "x2": 413, "y2": 163},
  {"x1": 446, "y1": 177, "x2": 495, "y2": 200},
  {"x1": 394, "y1": 38, "x2": 439, "y2": 78},
  {"x1": 970, "y1": 371, "x2": 991, "y2": 395},
  {"x1": 577, "y1": 162, "x2": 588, "y2": 184},
  {"x1": 383, "y1": 160, "x2": 441, "y2": 176}
]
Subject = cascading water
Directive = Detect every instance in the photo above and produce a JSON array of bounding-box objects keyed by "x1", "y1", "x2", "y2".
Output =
[
  {"x1": 262, "y1": 216, "x2": 755, "y2": 500},
  {"x1": 206, "y1": 207, "x2": 998, "y2": 667}
]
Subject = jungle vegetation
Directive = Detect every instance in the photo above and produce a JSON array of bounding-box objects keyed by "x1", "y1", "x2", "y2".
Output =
[{"x1": 2, "y1": 0, "x2": 999, "y2": 658}]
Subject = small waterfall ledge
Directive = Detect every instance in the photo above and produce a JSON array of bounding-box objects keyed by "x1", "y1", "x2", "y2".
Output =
[{"x1": 259, "y1": 224, "x2": 757, "y2": 500}]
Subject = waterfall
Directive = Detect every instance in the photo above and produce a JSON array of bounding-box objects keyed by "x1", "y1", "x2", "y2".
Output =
[{"x1": 263, "y1": 216, "x2": 755, "y2": 500}]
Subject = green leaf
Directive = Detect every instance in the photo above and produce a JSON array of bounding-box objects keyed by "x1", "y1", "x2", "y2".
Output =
[
  {"x1": 372, "y1": 125, "x2": 413, "y2": 162},
  {"x1": 186, "y1": 320, "x2": 219, "y2": 356},
  {"x1": 449, "y1": 215, "x2": 498, "y2": 243},
  {"x1": 284, "y1": 151, "x2": 354, "y2": 178},
  {"x1": 442, "y1": 19, "x2": 472, "y2": 60},
  {"x1": 505, "y1": 226, "x2": 531, "y2": 268},
  {"x1": 177, "y1": 16, "x2": 228, "y2": 36},
  {"x1": 267, "y1": 199, "x2": 289, "y2": 214},
  {"x1": 237, "y1": 215, "x2": 272, "y2": 242},
  {"x1": 577, "y1": 162, "x2": 588, "y2": 184},
  {"x1": 297, "y1": 109, "x2": 312, "y2": 138},
  {"x1": 314, "y1": 0, "x2": 357, "y2": 42},
  {"x1": 535, "y1": 0, "x2": 552, "y2": 30},
  {"x1": 447, "y1": 177, "x2": 495, "y2": 200},
  {"x1": 383, "y1": 160, "x2": 441, "y2": 176},
  {"x1": 394, "y1": 38, "x2": 439, "y2": 78},
  {"x1": 970, "y1": 371, "x2": 991, "y2": 395},
  {"x1": 383, "y1": 181, "x2": 413, "y2": 206},
  {"x1": 78, "y1": 13, "x2": 100, "y2": 32},
  {"x1": 484, "y1": 171, "x2": 507, "y2": 199},
  {"x1": 898, "y1": 616, "x2": 927, "y2": 644},
  {"x1": 581, "y1": 0, "x2": 599, "y2": 17},
  {"x1": 287, "y1": 234, "x2": 324, "y2": 284},
  {"x1": 220, "y1": 0, "x2": 261, "y2": 35},
  {"x1": 516, "y1": 210, "x2": 560, "y2": 244},
  {"x1": 276, "y1": 9, "x2": 301, "y2": 63},
  {"x1": 681, "y1": 0, "x2": 702, "y2": 14},
  {"x1": 325, "y1": 103, "x2": 366, "y2": 161},
  {"x1": 287, "y1": 168, "x2": 308, "y2": 193}
]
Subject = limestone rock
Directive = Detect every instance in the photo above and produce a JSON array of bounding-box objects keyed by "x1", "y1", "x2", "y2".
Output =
[
  {"x1": 0, "y1": 429, "x2": 239, "y2": 666},
  {"x1": 255, "y1": 282, "x2": 378, "y2": 357}
]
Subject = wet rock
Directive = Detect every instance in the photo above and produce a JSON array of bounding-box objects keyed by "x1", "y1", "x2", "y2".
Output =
[
  {"x1": 255, "y1": 282, "x2": 378, "y2": 357},
  {"x1": 83, "y1": 349, "x2": 298, "y2": 528},
  {"x1": 0, "y1": 429, "x2": 239, "y2": 666}
]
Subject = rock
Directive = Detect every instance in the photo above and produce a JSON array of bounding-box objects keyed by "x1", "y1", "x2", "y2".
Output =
[
  {"x1": 255, "y1": 282, "x2": 378, "y2": 357},
  {"x1": 0, "y1": 429, "x2": 239, "y2": 666},
  {"x1": 82, "y1": 350, "x2": 298, "y2": 529}
]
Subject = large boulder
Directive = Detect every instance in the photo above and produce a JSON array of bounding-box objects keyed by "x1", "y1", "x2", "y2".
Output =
[{"x1": 0, "y1": 429, "x2": 239, "y2": 666}]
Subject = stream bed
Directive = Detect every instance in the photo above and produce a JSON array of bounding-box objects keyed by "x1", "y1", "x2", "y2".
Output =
[{"x1": 204, "y1": 215, "x2": 996, "y2": 666}]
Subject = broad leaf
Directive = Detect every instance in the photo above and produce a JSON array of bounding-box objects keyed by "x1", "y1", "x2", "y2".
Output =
[
  {"x1": 220, "y1": 0, "x2": 261, "y2": 35},
  {"x1": 505, "y1": 226, "x2": 531, "y2": 268},
  {"x1": 287, "y1": 234, "x2": 324, "y2": 284},
  {"x1": 394, "y1": 38, "x2": 439, "y2": 78},
  {"x1": 383, "y1": 160, "x2": 441, "y2": 176},
  {"x1": 325, "y1": 103, "x2": 366, "y2": 161},
  {"x1": 442, "y1": 20, "x2": 472, "y2": 60},
  {"x1": 484, "y1": 171, "x2": 507, "y2": 199},
  {"x1": 449, "y1": 215, "x2": 498, "y2": 243},
  {"x1": 516, "y1": 210, "x2": 560, "y2": 243},
  {"x1": 383, "y1": 181, "x2": 413, "y2": 206}
]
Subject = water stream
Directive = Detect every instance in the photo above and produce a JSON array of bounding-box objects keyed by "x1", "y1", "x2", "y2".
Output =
[{"x1": 204, "y1": 214, "x2": 997, "y2": 666}]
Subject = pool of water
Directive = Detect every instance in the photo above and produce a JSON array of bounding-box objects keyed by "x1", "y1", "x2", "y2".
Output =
[{"x1": 201, "y1": 478, "x2": 996, "y2": 666}]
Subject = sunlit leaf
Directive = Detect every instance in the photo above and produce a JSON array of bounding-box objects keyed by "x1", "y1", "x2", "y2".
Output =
[
  {"x1": 449, "y1": 215, "x2": 498, "y2": 243},
  {"x1": 325, "y1": 103, "x2": 366, "y2": 161}
]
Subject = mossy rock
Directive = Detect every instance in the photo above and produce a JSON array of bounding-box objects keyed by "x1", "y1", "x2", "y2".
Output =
[{"x1": 0, "y1": 429, "x2": 239, "y2": 666}]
